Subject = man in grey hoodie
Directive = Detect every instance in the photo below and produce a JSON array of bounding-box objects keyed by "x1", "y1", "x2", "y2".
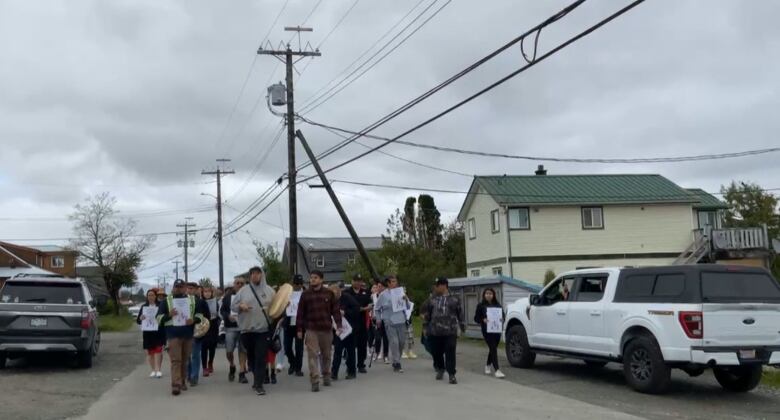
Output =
[
  {"x1": 375, "y1": 275, "x2": 410, "y2": 373},
  {"x1": 421, "y1": 277, "x2": 465, "y2": 384},
  {"x1": 231, "y1": 266, "x2": 275, "y2": 396}
]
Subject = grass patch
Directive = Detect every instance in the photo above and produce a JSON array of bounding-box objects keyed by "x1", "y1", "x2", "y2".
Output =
[
  {"x1": 762, "y1": 367, "x2": 780, "y2": 388},
  {"x1": 99, "y1": 313, "x2": 135, "y2": 332}
]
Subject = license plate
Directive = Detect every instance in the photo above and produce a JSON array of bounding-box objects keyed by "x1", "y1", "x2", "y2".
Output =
[
  {"x1": 30, "y1": 318, "x2": 47, "y2": 327},
  {"x1": 739, "y1": 349, "x2": 756, "y2": 359}
]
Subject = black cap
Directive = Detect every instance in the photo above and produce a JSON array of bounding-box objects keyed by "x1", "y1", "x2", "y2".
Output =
[
  {"x1": 249, "y1": 266, "x2": 263, "y2": 274},
  {"x1": 352, "y1": 273, "x2": 363, "y2": 281},
  {"x1": 435, "y1": 277, "x2": 449, "y2": 286},
  {"x1": 173, "y1": 279, "x2": 186, "y2": 287},
  {"x1": 293, "y1": 274, "x2": 304, "y2": 284}
]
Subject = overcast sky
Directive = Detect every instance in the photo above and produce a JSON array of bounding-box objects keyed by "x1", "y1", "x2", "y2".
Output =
[{"x1": 1, "y1": 0, "x2": 778, "y2": 288}]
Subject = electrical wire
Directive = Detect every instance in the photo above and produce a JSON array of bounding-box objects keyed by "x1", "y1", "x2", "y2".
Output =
[
  {"x1": 227, "y1": 122, "x2": 286, "y2": 203},
  {"x1": 224, "y1": 181, "x2": 282, "y2": 231},
  {"x1": 297, "y1": 0, "x2": 362, "y2": 78},
  {"x1": 224, "y1": 187, "x2": 287, "y2": 236}
]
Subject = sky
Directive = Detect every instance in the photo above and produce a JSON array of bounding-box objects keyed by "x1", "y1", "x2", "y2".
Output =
[{"x1": 1, "y1": 0, "x2": 778, "y2": 289}]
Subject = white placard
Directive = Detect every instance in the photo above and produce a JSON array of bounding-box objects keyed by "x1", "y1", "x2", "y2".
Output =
[
  {"x1": 141, "y1": 306, "x2": 159, "y2": 331},
  {"x1": 207, "y1": 298, "x2": 217, "y2": 318},
  {"x1": 404, "y1": 302, "x2": 415, "y2": 321},
  {"x1": 486, "y1": 307, "x2": 503, "y2": 333},
  {"x1": 286, "y1": 291, "x2": 302, "y2": 317},
  {"x1": 334, "y1": 316, "x2": 352, "y2": 340},
  {"x1": 172, "y1": 298, "x2": 191, "y2": 326},
  {"x1": 390, "y1": 287, "x2": 406, "y2": 313}
]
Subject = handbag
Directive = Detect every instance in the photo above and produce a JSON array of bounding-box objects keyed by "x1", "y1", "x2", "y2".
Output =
[{"x1": 248, "y1": 284, "x2": 283, "y2": 354}]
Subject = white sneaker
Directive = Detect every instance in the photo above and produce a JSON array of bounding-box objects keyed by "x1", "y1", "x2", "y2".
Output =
[
  {"x1": 408, "y1": 351, "x2": 418, "y2": 359},
  {"x1": 156, "y1": 371, "x2": 163, "y2": 378},
  {"x1": 494, "y1": 370, "x2": 505, "y2": 379},
  {"x1": 149, "y1": 372, "x2": 157, "y2": 378},
  {"x1": 402, "y1": 351, "x2": 409, "y2": 359},
  {"x1": 276, "y1": 363, "x2": 284, "y2": 372},
  {"x1": 484, "y1": 365, "x2": 492, "y2": 375},
  {"x1": 383, "y1": 357, "x2": 389, "y2": 364}
]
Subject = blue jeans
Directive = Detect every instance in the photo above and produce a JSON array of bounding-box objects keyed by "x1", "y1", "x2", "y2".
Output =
[{"x1": 188, "y1": 340, "x2": 202, "y2": 381}]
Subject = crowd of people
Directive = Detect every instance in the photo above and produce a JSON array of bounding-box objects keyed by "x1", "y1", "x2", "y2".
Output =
[{"x1": 136, "y1": 266, "x2": 506, "y2": 397}]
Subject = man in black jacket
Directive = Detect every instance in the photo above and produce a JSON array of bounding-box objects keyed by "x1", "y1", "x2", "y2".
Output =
[
  {"x1": 332, "y1": 285, "x2": 361, "y2": 380},
  {"x1": 283, "y1": 274, "x2": 305, "y2": 376},
  {"x1": 342, "y1": 274, "x2": 373, "y2": 373},
  {"x1": 421, "y1": 277, "x2": 465, "y2": 385},
  {"x1": 220, "y1": 277, "x2": 248, "y2": 383}
]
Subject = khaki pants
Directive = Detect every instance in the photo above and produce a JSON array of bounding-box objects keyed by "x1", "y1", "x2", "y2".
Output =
[
  {"x1": 168, "y1": 337, "x2": 193, "y2": 388},
  {"x1": 305, "y1": 330, "x2": 333, "y2": 384}
]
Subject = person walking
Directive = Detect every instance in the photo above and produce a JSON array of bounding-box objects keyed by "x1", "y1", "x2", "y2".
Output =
[
  {"x1": 231, "y1": 266, "x2": 275, "y2": 396},
  {"x1": 283, "y1": 274, "x2": 305, "y2": 377},
  {"x1": 474, "y1": 288, "x2": 505, "y2": 379},
  {"x1": 331, "y1": 284, "x2": 360, "y2": 380},
  {"x1": 375, "y1": 275, "x2": 410, "y2": 373},
  {"x1": 296, "y1": 270, "x2": 343, "y2": 392},
  {"x1": 342, "y1": 274, "x2": 372, "y2": 373},
  {"x1": 200, "y1": 286, "x2": 220, "y2": 378},
  {"x1": 220, "y1": 277, "x2": 249, "y2": 384},
  {"x1": 186, "y1": 283, "x2": 210, "y2": 387},
  {"x1": 156, "y1": 279, "x2": 207, "y2": 396},
  {"x1": 137, "y1": 289, "x2": 165, "y2": 378},
  {"x1": 371, "y1": 282, "x2": 389, "y2": 364},
  {"x1": 422, "y1": 277, "x2": 465, "y2": 385}
]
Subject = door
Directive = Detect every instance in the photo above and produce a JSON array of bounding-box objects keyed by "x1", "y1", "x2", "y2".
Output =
[
  {"x1": 529, "y1": 277, "x2": 575, "y2": 350},
  {"x1": 568, "y1": 274, "x2": 610, "y2": 355}
]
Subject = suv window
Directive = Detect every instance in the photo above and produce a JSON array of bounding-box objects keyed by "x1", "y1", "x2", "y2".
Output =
[
  {"x1": 701, "y1": 272, "x2": 780, "y2": 302},
  {"x1": 542, "y1": 277, "x2": 575, "y2": 305},
  {"x1": 615, "y1": 272, "x2": 688, "y2": 302},
  {"x1": 573, "y1": 275, "x2": 608, "y2": 302},
  {"x1": 653, "y1": 274, "x2": 685, "y2": 296},
  {"x1": 1, "y1": 281, "x2": 86, "y2": 304}
]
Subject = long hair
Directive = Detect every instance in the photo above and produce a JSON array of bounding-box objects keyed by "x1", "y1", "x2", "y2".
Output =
[{"x1": 481, "y1": 288, "x2": 501, "y2": 306}]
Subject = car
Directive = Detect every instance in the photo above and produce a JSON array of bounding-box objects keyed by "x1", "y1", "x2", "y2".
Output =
[
  {"x1": 503, "y1": 264, "x2": 780, "y2": 394},
  {"x1": 0, "y1": 276, "x2": 102, "y2": 368},
  {"x1": 128, "y1": 304, "x2": 143, "y2": 318}
]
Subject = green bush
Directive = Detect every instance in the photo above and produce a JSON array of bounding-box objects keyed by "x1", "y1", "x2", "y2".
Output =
[
  {"x1": 543, "y1": 269, "x2": 556, "y2": 286},
  {"x1": 99, "y1": 313, "x2": 135, "y2": 332},
  {"x1": 97, "y1": 299, "x2": 117, "y2": 316}
]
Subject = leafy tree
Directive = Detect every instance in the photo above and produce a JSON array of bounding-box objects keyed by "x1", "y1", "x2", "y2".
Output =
[
  {"x1": 543, "y1": 269, "x2": 556, "y2": 286},
  {"x1": 253, "y1": 240, "x2": 289, "y2": 287},
  {"x1": 417, "y1": 194, "x2": 443, "y2": 249},
  {"x1": 199, "y1": 278, "x2": 213, "y2": 288},
  {"x1": 69, "y1": 192, "x2": 154, "y2": 315},
  {"x1": 721, "y1": 181, "x2": 779, "y2": 238}
]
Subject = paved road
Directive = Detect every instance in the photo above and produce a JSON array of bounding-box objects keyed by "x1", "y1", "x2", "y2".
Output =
[
  {"x1": 0, "y1": 331, "x2": 143, "y2": 420},
  {"x1": 456, "y1": 340, "x2": 780, "y2": 420}
]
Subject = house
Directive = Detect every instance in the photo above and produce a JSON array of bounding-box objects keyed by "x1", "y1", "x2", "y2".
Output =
[
  {"x1": 0, "y1": 241, "x2": 79, "y2": 278},
  {"x1": 282, "y1": 237, "x2": 384, "y2": 282},
  {"x1": 74, "y1": 266, "x2": 111, "y2": 302},
  {"x1": 457, "y1": 167, "x2": 774, "y2": 285}
]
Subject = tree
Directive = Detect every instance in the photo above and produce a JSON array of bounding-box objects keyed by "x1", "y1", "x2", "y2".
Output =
[
  {"x1": 199, "y1": 278, "x2": 213, "y2": 288},
  {"x1": 253, "y1": 240, "x2": 289, "y2": 287},
  {"x1": 544, "y1": 269, "x2": 556, "y2": 286},
  {"x1": 69, "y1": 193, "x2": 154, "y2": 315},
  {"x1": 417, "y1": 194, "x2": 443, "y2": 249},
  {"x1": 721, "y1": 181, "x2": 779, "y2": 238}
]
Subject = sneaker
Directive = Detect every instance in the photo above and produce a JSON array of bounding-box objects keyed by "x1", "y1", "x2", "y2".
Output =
[
  {"x1": 402, "y1": 351, "x2": 409, "y2": 359},
  {"x1": 383, "y1": 357, "x2": 389, "y2": 364},
  {"x1": 229, "y1": 366, "x2": 236, "y2": 382},
  {"x1": 311, "y1": 383, "x2": 320, "y2": 393},
  {"x1": 181, "y1": 383, "x2": 188, "y2": 391},
  {"x1": 408, "y1": 351, "x2": 418, "y2": 359},
  {"x1": 323, "y1": 378, "x2": 332, "y2": 387},
  {"x1": 171, "y1": 386, "x2": 181, "y2": 396},
  {"x1": 255, "y1": 386, "x2": 266, "y2": 396},
  {"x1": 449, "y1": 376, "x2": 458, "y2": 385},
  {"x1": 295, "y1": 371, "x2": 304, "y2": 377},
  {"x1": 149, "y1": 372, "x2": 157, "y2": 378},
  {"x1": 345, "y1": 374, "x2": 356, "y2": 380},
  {"x1": 203, "y1": 369, "x2": 210, "y2": 377},
  {"x1": 494, "y1": 370, "x2": 506, "y2": 379},
  {"x1": 485, "y1": 365, "x2": 492, "y2": 375},
  {"x1": 393, "y1": 364, "x2": 404, "y2": 373},
  {"x1": 155, "y1": 371, "x2": 163, "y2": 378},
  {"x1": 271, "y1": 374, "x2": 277, "y2": 385},
  {"x1": 189, "y1": 378, "x2": 198, "y2": 387},
  {"x1": 358, "y1": 368, "x2": 367, "y2": 374},
  {"x1": 238, "y1": 372, "x2": 248, "y2": 384},
  {"x1": 435, "y1": 370, "x2": 444, "y2": 381},
  {"x1": 263, "y1": 376, "x2": 270, "y2": 385},
  {"x1": 276, "y1": 363, "x2": 284, "y2": 372},
  {"x1": 288, "y1": 366, "x2": 295, "y2": 376}
]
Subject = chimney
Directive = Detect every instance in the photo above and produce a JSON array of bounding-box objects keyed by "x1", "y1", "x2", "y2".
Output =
[{"x1": 535, "y1": 165, "x2": 547, "y2": 176}]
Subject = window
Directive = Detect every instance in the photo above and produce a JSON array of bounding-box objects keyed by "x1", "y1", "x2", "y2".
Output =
[
  {"x1": 492, "y1": 267, "x2": 503, "y2": 276},
  {"x1": 490, "y1": 210, "x2": 500, "y2": 233},
  {"x1": 346, "y1": 254, "x2": 356, "y2": 265},
  {"x1": 470, "y1": 269, "x2": 480, "y2": 277},
  {"x1": 51, "y1": 256, "x2": 65, "y2": 268},
  {"x1": 616, "y1": 273, "x2": 686, "y2": 301},
  {"x1": 701, "y1": 272, "x2": 780, "y2": 302},
  {"x1": 508, "y1": 208, "x2": 530, "y2": 230},
  {"x1": 542, "y1": 277, "x2": 576, "y2": 304},
  {"x1": 468, "y1": 218, "x2": 476, "y2": 240},
  {"x1": 572, "y1": 275, "x2": 608, "y2": 302},
  {"x1": 1, "y1": 281, "x2": 85, "y2": 304},
  {"x1": 697, "y1": 211, "x2": 719, "y2": 229},
  {"x1": 582, "y1": 207, "x2": 604, "y2": 229},
  {"x1": 653, "y1": 274, "x2": 685, "y2": 296},
  {"x1": 313, "y1": 254, "x2": 325, "y2": 267}
]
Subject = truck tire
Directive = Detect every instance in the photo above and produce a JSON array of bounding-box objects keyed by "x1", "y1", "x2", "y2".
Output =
[
  {"x1": 713, "y1": 365, "x2": 762, "y2": 392},
  {"x1": 505, "y1": 324, "x2": 535, "y2": 368},
  {"x1": 77, "y1": 336, "x2": 98, "y2": 369},
  {"x1": 584, "y1": 360, "x2": 608, "y2": 368},
  {"x1": 622, "y1": 335, "x2": 671, "y2": 394}
]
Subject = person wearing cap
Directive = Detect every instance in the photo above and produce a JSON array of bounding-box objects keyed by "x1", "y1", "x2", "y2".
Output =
[
  {"x1": 283, "y1": 274, "x2": 306, "y2": 376},
  {"x1": 375, "y1": 275, "x2": 411, "y2": 373},
  {"x1": 296, "y1": 270, "x2": 343, "y2": 392},
  {"x1": 156, "y1": 279, "x2": 207, "y2": 396},
  {"x1": 421, "y1": 277, "x2": 465, "y2": 385},
  {"x1": 221, "y1": 276, "x2": 249, "y2": 383},
  {"x1": 342, "y1": 273, "x2": 373, "y2": 373},
  {"x1": 330, "y1": 283, "x2": 360, "y2": 380},
  {"x1": 186, "y1": 282, "x2": 210, "y2": 387},
  {"x1": 231, "y1": 266, "x2": 276, "y2": 396}
]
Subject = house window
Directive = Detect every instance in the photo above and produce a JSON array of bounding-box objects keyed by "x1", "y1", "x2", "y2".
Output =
[
  {"x1": 470, "y1": 269, "x2": 480, "y2": 277},
  {"x1": 697, "y1": 211, "x2": 719, "y2": 230},
  {"x1": 508, "y1": 208, "x2": 530, "y2": 230},
  {"x1": 490, "y1": 210, "x2": 500, "y2": 233},
  {"x1": 582, "y1": 207, "x2": 604, "y2": 229},
  {"x1": 313, "y1": 254, "x2": 325, "y2": 268},
  {"x1": 51, "y1": 256, "x2": 65, "y2": 268},
  {"x1": 346, "y1": 254, "x2": 356, "y2": 265},
  {"x1": 492, "y1": 267, "x2": 503, "y2": 276},
  {"x1": 468, "y1": 218, "x2": 476, "y2": 240}
]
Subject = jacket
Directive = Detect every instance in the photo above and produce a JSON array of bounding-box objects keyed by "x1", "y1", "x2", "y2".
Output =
[
  {"x1": 156, "y1": 294, "x2": 207, "y2": 339},
  {"x1": 296, "y1": 286, "x2": 342, "y2": 333},
  {"x1": 422, "y1": 293, "x2": 464, "y2": 337},
  {"x1": 220, "y1": 292, "x2": 238, "y2": 329},
  {"x1": 338, "y1": 292, "x2": 362, "y2": 329},
  {"x1": 474, "y1": 301, "x2": 503, "y2": 335},
  {"x1": 230, "y1": 281, "x2": 275, "y2": 334},
  {"x1": 375, "y1": 288, "x2": 410, "y2": 326},
  {"x1": 342, "y1": 287, "x2": 372, "y2": 330}
]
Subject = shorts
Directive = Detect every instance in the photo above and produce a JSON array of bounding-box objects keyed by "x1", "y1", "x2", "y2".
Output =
[
  {"x1": 225, "y1": 329, "x2": 246, "y2": 353},
  {"x1": 146, "y1": 346, "x2": 163, "y2": 355}
]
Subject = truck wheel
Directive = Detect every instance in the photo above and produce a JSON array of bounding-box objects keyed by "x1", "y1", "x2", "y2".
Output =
[
  {"x1": 622, "y1": 336, "x2": 671, "y2": 394},
  {"x1": 584, "y1": 360, "x2": 608, "y2": 368},
  {"x1": 77, "y1": 342, "x2": 96, "y2": 369},
  {"x1": 713, "y1": 365, "x2": 762, "y2": 392},
  {"x1": 505, "y1": 324, "x2": 535, "y2": 368}
]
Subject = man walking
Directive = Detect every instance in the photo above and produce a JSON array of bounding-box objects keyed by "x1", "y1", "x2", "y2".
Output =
[
  {"x1": 343, "y1": 274, "x2": 372, "y2": 373},
  {"x1": 231, "y1": 266, "x2": 276, "y2": 396},
  {"x1": 283, "y1": 274, "x2": 305, "y2": 377},
  {"x1": 220, "y1": 276, "x2": 249, "y2": 384},
  {"x1": 375, "y1": 275, "x2": 410, "y2": 373},
  {"x1": 156, "y1": 279, "x2": 207, "y2": 396},
  {"x1": 422, "y1": 277, "x2": 465, "y2": 384},
  {"x1": 186, "y1": 283, "x2": 210, "y2": 387},
  {"x1": 296, "y1": 270, "x2": 342, "y2": 392},
  {"x1": 331, "y1": 284, "x2": 360, "y2": 380}
]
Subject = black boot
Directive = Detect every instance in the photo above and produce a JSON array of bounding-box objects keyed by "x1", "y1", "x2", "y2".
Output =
[{"x1": 271, "y1": 371, "x2": 277, "y2": 384}]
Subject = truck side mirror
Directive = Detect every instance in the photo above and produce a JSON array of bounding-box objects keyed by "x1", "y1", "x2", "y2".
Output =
[{"x1": 529, "y1": 294, "x2": 540, "y2": 306}]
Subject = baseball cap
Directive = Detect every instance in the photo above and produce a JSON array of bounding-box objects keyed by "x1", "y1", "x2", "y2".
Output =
[
  {"x1": 435, "y1": 277, "x2": 449, "y2": 286},
  {"x1": 249, "y1": 266, "x2": 263, "y2": 274},
  {"x1": 292, "y1": 274, "x2": 304, "y2": 284},
  {"x1": 173, "y1": 279, "x2": 186, "y2": 287},
  {"x1": 352, "y1": 273, "x2": 363, "y2": 281}
]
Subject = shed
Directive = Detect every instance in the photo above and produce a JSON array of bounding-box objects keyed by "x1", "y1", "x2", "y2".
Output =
[{"x1": 447, "y1": 275, "x2": 542, "y2": 339}]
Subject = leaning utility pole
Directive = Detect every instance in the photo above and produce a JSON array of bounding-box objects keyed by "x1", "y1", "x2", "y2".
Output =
[
  {"x1": 202, "y1": 159, "x2": 235, "y2": 291},
  {"x1": 172, "y1": 260, "x2": 181, "y2": 281},
  {"x1": 257, "y1": 26, "x2": 321, "y2": 276},
  {"x1": 176, "y1": 218, "x2": 196, "y2": 282}
]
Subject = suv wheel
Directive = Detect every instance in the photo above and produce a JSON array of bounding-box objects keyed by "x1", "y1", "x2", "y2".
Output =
[
  {"x1": 713, "y1": 365, "x2": 762, "y2": 392},
  {"x1": 505, "y1": 324, "x2": 535, "y2": 368},
  {"x1": 77, "y1": 335, "x2": 98, "y2": 369},
  {"x1": 622, "y1": 335, "x2": 671, "y2": 394}
]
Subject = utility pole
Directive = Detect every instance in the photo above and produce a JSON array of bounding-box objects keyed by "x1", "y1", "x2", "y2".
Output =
[
  {"x1": 257, "y1": 26, "x2": 321, "y2": 277},
  {"x1": 202, "y1": 159, "x2": 234, "y2": 291},
  {"x1": 172, "y1": 260, "x2": 181, "y2": 281},
  {"x1": 176, "y1": 218, "x2": 196, "y2": 283}
]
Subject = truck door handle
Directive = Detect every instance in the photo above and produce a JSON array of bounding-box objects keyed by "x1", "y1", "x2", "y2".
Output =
[
  {"x1": 590, "y1": 311, "x2": 602, "y2": 316},
  {"x1": 556, "y1": 310, "x2": 567, "y2": 315}
]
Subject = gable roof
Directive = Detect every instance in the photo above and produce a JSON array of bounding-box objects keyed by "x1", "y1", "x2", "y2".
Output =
[
  {"x1": 685, "y1": 188, "x2": 728, "y2": 210},
  {"x1": 292, "y1": 237, "x2": 384, "y2": 252},
  {"x1": 458, "y1": 174, "x2": 699, "y2": 220},
  {"x1": 447, "y1": 275, "x2": 542, "y2": 292},
  {"x1": 0, "y1": 242, "x2": 77, "y2": 255}
]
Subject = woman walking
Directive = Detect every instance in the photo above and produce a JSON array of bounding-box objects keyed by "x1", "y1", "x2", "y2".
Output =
[
  {"x1": 137, "y1": 289, "x2": 165, "y2": 378},
  {"x1": 200, "y1": 287, "x2": 220, "y2": 377},
  {"x1": 474, "y1": 288, "x2": 505, "y2": 378}
]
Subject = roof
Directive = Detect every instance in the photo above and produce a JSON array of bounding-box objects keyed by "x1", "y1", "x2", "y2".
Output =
[
  {"x1": 686, "y1": 188, "x2": 728, "y2": 210},
  {"x1": 294, "y1": 237, "x2": 384, "y2": 251},
  {"x1": 0, "y1": 242, "x2": 77, "y2": 254},
  {"x1": 458, "y1": 174, "x2": 700, "y2": 220},
  {"x1": 0, "y1": 266, "x2": 58, "y2": 279},
  {"x1": 447, "y1": 275, "x2": 542, "y2": 292}
]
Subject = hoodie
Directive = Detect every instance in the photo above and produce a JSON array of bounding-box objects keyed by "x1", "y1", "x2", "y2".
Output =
[
  {"x1": 230, "y1": 281, "x2": 275, "y2": 334},
  {"x1": 422, "y1": 293, "x2": 464, "y2": 337}
]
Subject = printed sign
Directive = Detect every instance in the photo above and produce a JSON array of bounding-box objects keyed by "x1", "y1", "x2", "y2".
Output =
[
  {"x1": 172, "y1": 298, "x2": 191, "y2": 326},
  {"x1": 390, "y1": 287, "x2": 407, "y2": 313},
  {"x1": 486, "y1": 307, "x2": 503, "y2": 333},
  {"x1": 141, "y1": 306, "x2": 159, "y2": 331}
]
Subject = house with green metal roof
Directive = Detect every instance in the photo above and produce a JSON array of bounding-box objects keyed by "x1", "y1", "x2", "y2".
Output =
[{"x1": 456, "y1": 166, "x2": 771, "y2": 284}]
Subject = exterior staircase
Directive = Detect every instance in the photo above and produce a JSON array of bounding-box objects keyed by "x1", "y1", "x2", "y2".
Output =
[{"x1": 673, "y1": 234, "x2": 710, "y2": 265}]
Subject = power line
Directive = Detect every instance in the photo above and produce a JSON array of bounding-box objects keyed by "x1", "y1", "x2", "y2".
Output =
[
  {"x1": 0, "y1": 206, "x2": 214, "y2": 222},
  {"x1": 224, "y1": 187, "x2": 287, "y2": 237},
  {"x1": 227, "y1": 122, "x2": 286, "y2": 202},
  {"x1": 300, "y1": 0, "x2": 646, "y2": 182},
  {"x1": 297, "y1": 0, "x2": 362, "y2": 78},
  {"x1": 224, "y1": 181, "x2": 282, "y2": 232}
]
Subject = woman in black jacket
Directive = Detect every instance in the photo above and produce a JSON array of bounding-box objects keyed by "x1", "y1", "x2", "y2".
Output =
[
  {"x1": 200, "y1": 287, "x2": 220, "y2": 377},
  {"x1": 474, "y1": 288, "x2": 505, "y2": 378},
  {"x1": 136, "y1": 289, "x2": 166, "y2": 378}
]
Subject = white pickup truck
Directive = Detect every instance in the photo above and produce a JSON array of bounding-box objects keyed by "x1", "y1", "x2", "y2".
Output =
[{"x1": 503, "y1": 264, "x2": 780, "y2": 394}]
